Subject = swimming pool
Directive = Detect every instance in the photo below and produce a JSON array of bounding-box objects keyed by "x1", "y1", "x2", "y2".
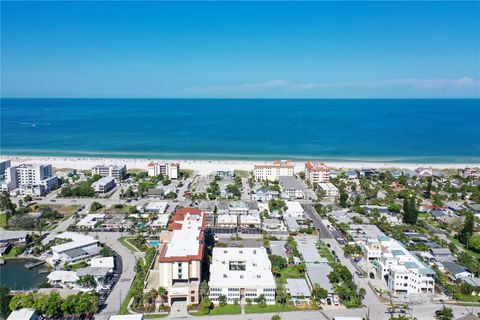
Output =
[{"x1": 148, "y1": 240, "x2": 159, "y2": 247}]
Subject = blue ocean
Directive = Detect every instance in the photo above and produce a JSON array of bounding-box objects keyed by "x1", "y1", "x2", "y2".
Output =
[{"x1": 1, "y1": 98, "x2": 479, "y2": 163}]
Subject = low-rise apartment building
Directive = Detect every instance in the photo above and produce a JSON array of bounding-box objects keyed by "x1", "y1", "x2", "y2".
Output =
[
  {"x1": 304, "y1": 161, "x2": 330, "y2": 184},
  {"x1": 254, "y1": 160, "x2": 294, "y2": 181},
  {"x1": 92, "y1": 164, "x2": 126, "y2": 181},
  {"x1": 318, "y1": 183, "x2": 339, "y2": 198},
  {"x1": 363, "y1": 236, "x2": 435, "y2": 295},
  {"x1": 92, "y1": 177, "x2": 115, "y2": 193},
  {"x1": 209, "y1": 247, "x2": 276, "y2": 305}
]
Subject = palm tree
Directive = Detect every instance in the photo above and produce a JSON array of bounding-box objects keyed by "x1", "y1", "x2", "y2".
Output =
[
  {"x1": 157, "y1": 287, "x2": 167, "y2": 306},
  {"x1": 435, "y1": 306, "x2": 454, "y2": 320}
]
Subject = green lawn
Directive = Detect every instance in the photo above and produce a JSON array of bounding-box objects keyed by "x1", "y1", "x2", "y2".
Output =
[
  {"x1": 0, "y1": 214, "x2": 7, "y2": 228},
  {"x1": 456, "y1": 294, "x2": 480, "y2": 303},
  {"x1": 209, "y1": 305, "x2": 242, "y2": 315},
  {"x1": 118, "y1": 237, "x2": 140, "y2": 252},
  {"x1": 190, "y1": 305, "x2": 241, "y2": 316},
  {"x1": 244, "y1": 304, "x2": 298, "y2": 314},
  {"x1": 67, "y1": 261, "x2": 88, "y2": 271},
  {"x1": 143, "y1": 313, "x2": 169, "y2": 318},
  {"x1": 448, "y1": 237, "x2": 480, "y2": 258},
  {"x1": 317, "y1": 241, "x2": 335, "y2": 263},
  {"x1": 3, "y1": 246, "x2": 22, "y2": 258}
]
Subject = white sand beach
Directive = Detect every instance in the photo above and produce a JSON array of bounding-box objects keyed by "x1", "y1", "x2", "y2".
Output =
[{"x1": 2, "y1": 155, "x2": 477, "y2": 175}]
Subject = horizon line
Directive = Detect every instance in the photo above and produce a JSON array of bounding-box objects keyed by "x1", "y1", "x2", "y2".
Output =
[{"x1": 1, "y1": 97, "x2": 479, "y2": 100}]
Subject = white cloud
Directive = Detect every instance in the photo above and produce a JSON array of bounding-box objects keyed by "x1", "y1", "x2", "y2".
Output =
[{"x1": 185, "y1": 77, "x2": 480, "y2": 96}]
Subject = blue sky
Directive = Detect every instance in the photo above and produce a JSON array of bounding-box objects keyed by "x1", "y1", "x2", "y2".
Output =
[{"x1": 1, "y1": 1, "x2": 479, "y2": 98}]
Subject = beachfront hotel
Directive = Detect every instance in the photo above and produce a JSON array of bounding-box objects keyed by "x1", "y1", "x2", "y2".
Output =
[
  {"x1": 146, "y1": 208, "x2": 206, "y2": 305},
  {"x1": 147, "y1": 162, "x2": 179, "y2": 179},
  {"x1": 304, "y1": 161, "x2": 330, "y2": 184},
  {"x1": 92, "y1": 164, "x2": 126, "y2": 181},
  {"x1": 253, "y1": 160, "x2": 294, "y2": 181},
  {"x1": 208, "y1": 247, "x2": 276, "y2": 305}
]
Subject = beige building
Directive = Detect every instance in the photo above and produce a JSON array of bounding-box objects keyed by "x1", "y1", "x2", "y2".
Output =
[
  {"x1": 253, "y1": 160, "x2": 294, "y2": 181},
  {"x1": 304, "y1": 161, "x2": 330, "y2": 184},
  {"x1": 147, "y1": 162, "x2": 179, "y2": 179},
  {"x1": 148, "y1": 208, "x2": 206, "y2": 305}
]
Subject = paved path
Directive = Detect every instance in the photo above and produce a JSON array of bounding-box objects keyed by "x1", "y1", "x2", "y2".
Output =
[{"x1": 41, "y1": 214, "x2": 78, "y2": 245}]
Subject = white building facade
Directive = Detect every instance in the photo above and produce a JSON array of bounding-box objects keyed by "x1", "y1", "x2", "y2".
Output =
[
  {"x1": 148, "y1": 162, "x2": 179, "y2": 179},
  {"x1": 254, "y1": 160, "x2": 294, "y2": 181},
  {"x1": 304, "y1": 161, "x2": 330, "y2": 184}
]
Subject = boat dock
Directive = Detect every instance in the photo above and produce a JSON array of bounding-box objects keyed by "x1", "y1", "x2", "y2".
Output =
[{"x1": 25, "y1": 260, "x2": 45, "y2": 269}]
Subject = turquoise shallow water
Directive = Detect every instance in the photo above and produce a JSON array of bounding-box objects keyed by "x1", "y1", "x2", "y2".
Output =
[{"x1": 1, "y1": 98, "x2": 479, "y2": 163}]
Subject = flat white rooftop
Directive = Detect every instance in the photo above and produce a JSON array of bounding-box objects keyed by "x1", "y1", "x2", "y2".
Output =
[
  {"x1": 164, "y1": 213, "x2": 203, "y2": 258},
  {"x1": 76, "y1": 214, "x2": 105, "y2": 227},
  {"x1": 52, "y1": 232, "x2": 98, "y2": 253},
  {"x1": 90, "y1": 256, "x2": 115, "y2": 269},
  {"x1": 209, "y1": 247, "x2": 275, "y2": 289},
  {"x1": 145, "y1": 201, "x2": 168, "y2": 213}
]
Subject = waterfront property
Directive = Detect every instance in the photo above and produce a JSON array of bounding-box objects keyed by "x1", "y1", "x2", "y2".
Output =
[
  {"x1": 208, "y1": 247, "x2": 276, "y2": 305},
  {"x1": 92, "y1": 164, "x2": 126, "y2": 181},
  {"x1": 148, "y1": 162, "x2": 179, "y2": 179},
  {"x1": 1, "y1": 163, "x2": 58, "y2": 195},
  {"x1": 254, "y1": 160, "x2": 294, "y2": 181},
  {"x1": 50, "y1": 232, "x2": 100, "y2": 264},
  {"x1": 304, "y1": 161, "x2": 330, "y2": 184}
]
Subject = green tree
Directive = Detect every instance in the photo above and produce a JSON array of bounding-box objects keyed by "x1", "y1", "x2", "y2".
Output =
[
  {"x1": 218, "y1": 294, "x2": 227, "y2": 307},
  {"x1": 254, "y1": 294, "x2": 267, "y2": 306},
  {"x1": 435, "y1": 306, "x2": 454, "y2": 320},
  {"x1": 61, "y1": 294, "x2": 79, "y2": 315},
  {"x1": 42, "y1": 292, "x2": 63, "y2": 318},
  {"x1": 339, "y1": 190, "x2": 349, "y2": 208},
  {"x1": 468, "y1": 234, "x2": 480, "y2": 253},
  {"x1": 459, "y1": 212, "x2": 475, "y2": 244},
  {"x1": 271, "y1": 315, "x2": 281, "y2": 320},
  {"x1": 77, "y1": 274, "x2": 97, "y2": 288},
  {"x1": 0, "y1": 287, "x2": 11, "y2": 319},
  {"x1": 90, "y1": 201, "x2": 103, "y2": 213}
]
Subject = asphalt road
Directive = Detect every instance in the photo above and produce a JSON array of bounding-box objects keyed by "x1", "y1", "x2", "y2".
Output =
[
  {"x1": 87, "y1": 231, "x2": 137, "y2": 320},
  {"x1": 304, "y1": 204, "x2": 333, "y2": 238}
]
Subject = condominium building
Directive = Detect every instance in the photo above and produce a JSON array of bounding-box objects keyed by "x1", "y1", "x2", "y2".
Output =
[
  {"x1": 92, "y1": 177, "x2": 116, "y2": 193},
  {"x1": 208, "y1": 247, "x2": 276, "y2": 305},
  {"x1": 318, "y1": 183, "x2": 339, "y2": 198},
  {"x1": 254, "y1": 160, "x2": 294, "y2": 181},
  {"x1": 363, "y1": 236, "x2": 435, "y2": 295},
  {"x1": 458, "y1": 167, "x2": 480, "y2": 179},
  {"x1": 147, "y1": 162, "x2": 179, "y2": 179},
  {"x1": 2, "y1": 164, "x2": 58, "y2": 194},
  {"x1": 154, "y1": 208, "x2": 206, "y2": 305},
  {"x1": 92, "y1": 164, "x2": 126, "y2": 181},
  {"x1": 304, "y1": 161, "x2": 330, "y2": 184},
  {"x1": 0, "y1": 160, "x2": 11, "y2": 180}
]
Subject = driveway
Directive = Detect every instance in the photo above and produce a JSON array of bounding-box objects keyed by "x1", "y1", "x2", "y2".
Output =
[{"x1": 169, "y1": 301, "x2": 189, "y2": 318}]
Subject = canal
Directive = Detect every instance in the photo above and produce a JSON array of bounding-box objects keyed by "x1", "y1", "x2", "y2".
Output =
[{"x1": 0, "y1": 259, "x2": 48, "y2": 290}]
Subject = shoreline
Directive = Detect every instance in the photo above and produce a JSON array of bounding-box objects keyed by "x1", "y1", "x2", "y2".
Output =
[{"x1": 2, "y1": 155, "x2": 478, "y2": 175}]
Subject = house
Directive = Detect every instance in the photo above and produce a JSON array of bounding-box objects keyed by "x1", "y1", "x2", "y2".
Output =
[
  {"x1": 76, "y1": 214, "x2": 105, "y2": 228},
  {"x1": 268, "y1": 240, "x2": 288, "y2": 259},
  {"x1": 7, "y1": 308, "x2": 38, "y2": 320},
  {"x1": 285, "y1": 217, "x2": 300, "y2": 232},
  {"x1": 296, "y1": 236, "x2": 326, "y2": 264},
  {"x1": 0, "y1": 231, "x2": 29, "y2": 246},
  {"x1": 442, "y1": 261, "x2": 473, "y2": 280},
  {"x1": 305, "y1": 264, "x2": 334, "y2": 297},
  {"x1": 47, "y1": 271, "x2": 79, "y2": 288},
  {"x1": 285, "y1": 201, "x2": 305, "y2": 218},
  {"x1": 415, "y1": 167, "x2": 433, "y2": 178},
  {"x1": 458, "y1": 167, "x2": 480, "y2": 179},
  {"x1": 279, "y1": 176, "x2": 305, "y2": 200},
  {"x1": 253, "y1": 187, "x2": 279, "y2": 202},
  {"x1": 90, "y1": 256, "x2": 115, "y2": 271},
  {"x1": 208, "y1": 247, "x2": 276, "y2": 305},
  {"x1": 285, "y1": 278, "x2": 311, "y2": 303},
  {"x1": 216, "y1": 171, "x2": 235, "y2": 178},
  {"x1": 262, "y1": 218, "x2": 287, "y2": 232},
  {"x1": 346, "y1": 170, "x2": 358, "y2": 179},
  {"x1": 151, "y1": 214, "x2": 170, "y2": 228}
]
